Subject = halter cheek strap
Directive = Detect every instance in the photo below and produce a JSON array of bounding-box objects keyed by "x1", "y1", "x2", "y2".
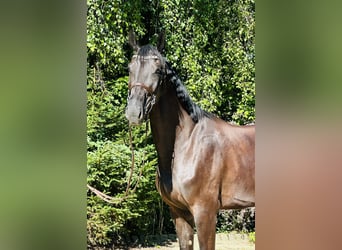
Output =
[{"x1": 128, "y1": 82, "x2": 156, "y2": 118}]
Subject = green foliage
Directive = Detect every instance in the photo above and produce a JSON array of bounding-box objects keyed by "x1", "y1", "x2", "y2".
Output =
[
  {"x1": 87, "y1": 0, "x2": 255, "y2": 247},
  {"x1": 216, "y1": 208, "x2": 255, "y2": 233},
  {"x1": 249, "y1": 231, "x2": 256, "y2": 244},
  {"x1": 160, "y1": 0, "x2": 255, "y2": 124},
  {"x1": 87, "y1": 65, "x2": 172, "y2": 247}
]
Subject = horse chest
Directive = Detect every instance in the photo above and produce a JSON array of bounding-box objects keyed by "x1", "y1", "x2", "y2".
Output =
[{"x1": 155, "y1": 165, "x2": 193, "y2": 210}]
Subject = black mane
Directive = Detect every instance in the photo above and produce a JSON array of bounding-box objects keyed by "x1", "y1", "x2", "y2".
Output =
[{"x1": 165, "y1": 62, "x2": 213, "y2": 123}]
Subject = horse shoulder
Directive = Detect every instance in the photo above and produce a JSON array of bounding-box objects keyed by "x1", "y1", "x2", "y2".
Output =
[{"x1": 172, "y1": 122, "x2": 224, "y2": 205}]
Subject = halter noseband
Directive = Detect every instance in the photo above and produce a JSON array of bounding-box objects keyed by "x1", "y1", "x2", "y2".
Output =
[{"x1": 128, "y1": 82, "x2": 154, "y2": 95}]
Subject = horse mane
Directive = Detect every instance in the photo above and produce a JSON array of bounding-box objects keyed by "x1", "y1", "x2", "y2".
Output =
[
  {"x1": 165, "y1": 61, "x2": 214, "y2": 123},
  {"x1": 137, "y1": 44, "x2": 213, "y2": 123}
]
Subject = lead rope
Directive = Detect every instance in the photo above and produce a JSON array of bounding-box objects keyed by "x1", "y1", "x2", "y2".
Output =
[
  {"x1": 87, "y1": 122, "x2": 148, "y2": 204},
  {"x1": 131, "y1": 121, "x2": 148, "y2": 193},
  {"x1": 124, "y1": 125, "x2": 135, "y2": 196}
]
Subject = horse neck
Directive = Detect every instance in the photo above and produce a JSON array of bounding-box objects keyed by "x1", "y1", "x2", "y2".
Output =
[{"x1": 149, "y1": 80, "x2": 195, "y2": 180}]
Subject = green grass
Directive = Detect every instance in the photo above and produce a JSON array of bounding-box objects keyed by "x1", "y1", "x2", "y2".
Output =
[{"x1": 248, "y1": 232, "x2": 255, "y2": 243}]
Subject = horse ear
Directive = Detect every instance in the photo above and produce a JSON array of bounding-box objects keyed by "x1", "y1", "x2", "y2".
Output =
[
  {"x1": 128, "y1": 30, "x2": 139, "y2": 52},
  {"x1": 157, "y1": 31, "x2": 165, "y2": 53}
]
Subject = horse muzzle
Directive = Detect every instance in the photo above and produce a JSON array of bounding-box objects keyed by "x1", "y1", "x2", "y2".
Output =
[
  {"x1": 125, "y1": 95, "x2": 156, "y2": 125},
  {"x1": 125, "y1": 101, "x2": 144, "y2": 125},
  {"x1": 126, "y1": 82, "x2": 157, "y2": 125}
]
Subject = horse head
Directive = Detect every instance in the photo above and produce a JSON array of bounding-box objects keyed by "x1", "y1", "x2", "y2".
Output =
[{"x1": 125, "y1": 32, "x2": 166, "y2": 125}]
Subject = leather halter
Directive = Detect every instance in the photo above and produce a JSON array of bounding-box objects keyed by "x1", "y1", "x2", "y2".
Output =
[
  {"x1": 128, "y1": 82, "x2": 154, "y2": 95},
  {"x1": 127, "y1": 54, "x2": 166, "y2": 117},
  {"x1": 128, "y1": 54, "x2": 162, "y2": 95},
  {"x1": 132, "y1": 55, "x2": 159, "y2": 60},
  {"x1": 128, "y1": 81, "x2": 156, "y2": 118}
]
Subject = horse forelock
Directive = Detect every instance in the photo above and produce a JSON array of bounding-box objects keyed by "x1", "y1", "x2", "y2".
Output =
[{"x1": 137, "y1": 45, "x2": 163, "y2": 59}]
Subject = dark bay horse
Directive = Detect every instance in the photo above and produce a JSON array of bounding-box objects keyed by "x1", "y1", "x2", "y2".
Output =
[{"x1": 125, "y1": 36, "x2": 255, "y2": 250}]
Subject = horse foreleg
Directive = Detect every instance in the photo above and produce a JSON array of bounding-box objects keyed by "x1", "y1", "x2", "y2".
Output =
[
  {"x1": 170, "y1": 207, "x2": 195, "y2": 250},
  {"x1": 193, "y1": 206, "x2": 217, "y2": 250}
]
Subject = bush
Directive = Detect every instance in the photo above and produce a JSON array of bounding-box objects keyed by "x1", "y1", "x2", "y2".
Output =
[{"x1": 217, "y1": 208, "x2": 255, "y2": 233}]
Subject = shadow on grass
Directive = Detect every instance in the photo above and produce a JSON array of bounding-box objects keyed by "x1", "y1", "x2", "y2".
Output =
[
  {"x1": 132, "y1": 234, "x2": 177, "y2": 248},
  {"x1": 108, "y1": 234, "x2": 177, "y2": 249}
]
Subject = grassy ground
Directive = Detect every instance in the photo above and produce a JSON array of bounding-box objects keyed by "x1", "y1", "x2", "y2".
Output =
[{"x1": 128, "y1": 232, "x2": 255, "y2": 250}]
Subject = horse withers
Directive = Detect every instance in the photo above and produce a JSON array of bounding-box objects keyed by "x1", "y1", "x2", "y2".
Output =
[{"x1": 125, "y1": 33, "x2": 255, "y2": 250}]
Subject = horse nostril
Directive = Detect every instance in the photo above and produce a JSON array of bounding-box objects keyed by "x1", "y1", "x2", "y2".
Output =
[{"x1": 138, "y1": 110, "x2": 143, "y2": 119}]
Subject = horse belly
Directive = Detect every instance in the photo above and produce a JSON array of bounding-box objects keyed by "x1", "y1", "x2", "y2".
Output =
[
  {"x1": 221, "y1": 194, "x2": 255, "y2": 209},
  {"x1": 220, "y1": 142, "x2": 255, "y2": 209},
  {"x1": 220, "y1": 180, "x2": 255, "y2": 209},
  {"x1": 220, "y1": 164, "x2": 255, "y2": 209}
]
